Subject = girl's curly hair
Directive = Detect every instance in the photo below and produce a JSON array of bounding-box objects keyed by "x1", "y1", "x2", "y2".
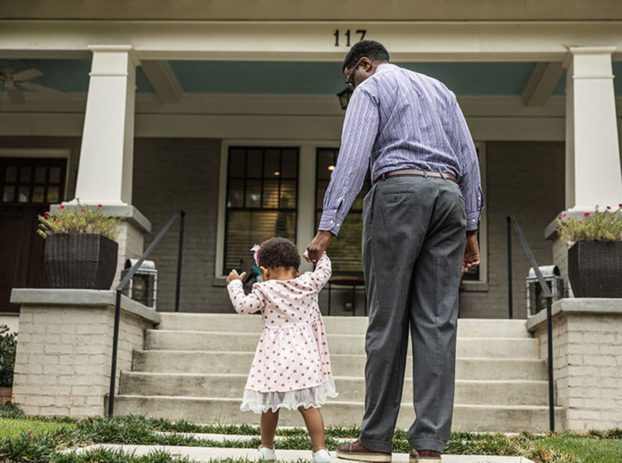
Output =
[{"x1": 257, "y1": 237, "x2": 300, "y2": 270}]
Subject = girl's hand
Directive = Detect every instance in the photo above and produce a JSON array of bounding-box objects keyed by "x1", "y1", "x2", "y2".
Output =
[{"x1": 227, "y1": 269, "x2": 246, "y2": 284}]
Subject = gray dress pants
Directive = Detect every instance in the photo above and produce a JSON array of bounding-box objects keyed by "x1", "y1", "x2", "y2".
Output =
[{"x1": 359, "y1": 175, "x2": 467, "y2": 454}]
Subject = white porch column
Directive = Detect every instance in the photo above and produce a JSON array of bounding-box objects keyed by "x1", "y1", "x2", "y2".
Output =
[
  {"x1": 547, "y1": 46, "x2": 622, "y2": 293},
  {"x1": 75, "y1": 45, "x2": 139, "y2": 205},
  {"x1": 564, "y1": 46, "x2": 622, "y2": 211},
  {"x1": 64, "y1": 45, "x2": 151, "y2": 286}
]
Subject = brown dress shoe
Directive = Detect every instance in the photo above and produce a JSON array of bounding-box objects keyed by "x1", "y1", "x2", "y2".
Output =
[
  {"x1": 409, "y1": 449, "x2": 442, "y2": 463},
  {"x1": 336, "y1": 440, "x2": 392, "y2": 462}
]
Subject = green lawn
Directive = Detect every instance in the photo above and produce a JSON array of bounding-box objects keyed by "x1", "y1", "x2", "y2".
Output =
[
  {"x1": 0, "y1": 417, "x2": 75, "y2": 439},
  {"x1": 0, "y1": 406, "x2": 620, "y2": 463},
  {"x1": 537, "y1": 436, "x2": 622, "y2": 463}
]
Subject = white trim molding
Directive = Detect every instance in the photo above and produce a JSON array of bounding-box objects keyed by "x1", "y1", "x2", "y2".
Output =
[{"x1": 2, "y1": 21, "x2": 622, "y2": 61}]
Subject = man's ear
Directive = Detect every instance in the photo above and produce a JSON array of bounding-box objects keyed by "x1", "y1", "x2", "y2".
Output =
[
  {"x1": 361, "y1": 57, "x2": 373, "y2": 72},
  {"x1": 260, "y1": 266, "x2": 269, "y2": 280}
]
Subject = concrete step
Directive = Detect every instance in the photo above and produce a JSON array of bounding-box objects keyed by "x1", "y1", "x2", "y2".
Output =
[
  {"x1": 144, "y1": 331, "x2": 539, "y2": 358},
  {"x1": 156, "y1": 313, "x2": 530, "y2": 338},
  {"x1": 133, "y1": 350, "x2": 547, "y2": 380},
  {"x1": 111, "y1": 395, "x2": 565, "y2": 433},
  {"x1": 119, "y1": 372, "x2": 550, "y2": 406}
]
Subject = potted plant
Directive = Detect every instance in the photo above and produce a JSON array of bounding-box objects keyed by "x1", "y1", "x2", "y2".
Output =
[
  {"x1": 557, "y1": 205, "x2": 622, "y2": 297},
  {"x1": 37, "y1": 202, "x2": 121, "y2": 289},
  {"x1": 0, "y1": 325, "x2": 16, "y2": 404}
]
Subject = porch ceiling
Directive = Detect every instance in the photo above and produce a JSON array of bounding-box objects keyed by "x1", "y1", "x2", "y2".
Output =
[{"x1": 1, "y1": 58, "x2": 621, "y2": 97}]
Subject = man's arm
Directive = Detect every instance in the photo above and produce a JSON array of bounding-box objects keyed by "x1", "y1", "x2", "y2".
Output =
[
  {"x1": 305, "y1": 87, "x2": 379, "y2": 262},
  {"x1": 318, "y1": 88, "x2": 380, "y2": 236},
  {"x1": 450, "y1": 97, "x2": 484, "y2": 232}
]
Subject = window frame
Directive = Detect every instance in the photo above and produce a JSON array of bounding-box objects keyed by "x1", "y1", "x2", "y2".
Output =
[
  {"x1": 215, "y1": 141, "x2": 303, "y2": 279},
  {"x1": 0, "y1": 148, "x2": 71, "y2": 205}
]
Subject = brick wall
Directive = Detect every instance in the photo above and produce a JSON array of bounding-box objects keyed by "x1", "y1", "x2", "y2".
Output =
[
  {"x1": 530, "y1": 300, "x2": 622, "y2": 430},
  {"x1": 12, "y1": 295, "x2": 156, "y2": 417},
  {"x1": 133, "y1": 138, "x2": 229, "y2": 312},
  {"x1": 132, "y1": 139, "x2": 566, "y2": 317},
  {"x1": 460, "y1": 141, "x2": 565, "y2": 319}
]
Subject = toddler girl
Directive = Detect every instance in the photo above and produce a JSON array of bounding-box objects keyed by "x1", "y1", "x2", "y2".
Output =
[{"x1": 227, "y1": 237, "x2": 337, "y2": 463}]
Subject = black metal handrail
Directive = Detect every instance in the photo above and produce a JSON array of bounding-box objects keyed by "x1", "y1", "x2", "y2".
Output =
[
  {"x1": 108, "y1": 209, "x2": 186, "y2": 417},
  {"x1": 506, "y1": 215, "x2": 555, "y2": 432}
]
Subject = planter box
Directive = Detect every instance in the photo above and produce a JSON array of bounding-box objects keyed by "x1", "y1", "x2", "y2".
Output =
[
  {"x1": 568, "y1": 240, "x2": 622, "y2": 297},
  {"x1": 0, "y1": 387, "x2": 11, "y2": 405},
  {"x1": 45, "y1": 233, "x2": 119, "y2": 290}
]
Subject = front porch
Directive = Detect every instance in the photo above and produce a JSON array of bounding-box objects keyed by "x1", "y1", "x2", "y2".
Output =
[
  {"x1": 2, "y1": 13, "x2": 622, "y2": 437},
  {"x1": 4, "y1": 49, "x2": 621, "y2": 317}
]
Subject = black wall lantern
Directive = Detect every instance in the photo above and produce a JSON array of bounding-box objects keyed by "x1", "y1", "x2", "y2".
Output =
[
  {"x1": 121, "y1": 258, "x2": 158, "y2": 309},
  {"x1": 337, "y1": 87, "x2": 353, "y2": 110}
]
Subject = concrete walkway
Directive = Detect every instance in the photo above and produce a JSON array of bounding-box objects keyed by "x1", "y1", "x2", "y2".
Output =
[{"x1": 67, "y1": 443, "x2": 535, "y2": 463}]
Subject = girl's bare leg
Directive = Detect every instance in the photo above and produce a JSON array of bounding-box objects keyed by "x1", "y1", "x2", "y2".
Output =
[
  {"x1": 299, "y1": 406, "x2": 326, "y2": 452},
  {"x1": 261, "y1": 409, "x2": 280, "y2": 448}
]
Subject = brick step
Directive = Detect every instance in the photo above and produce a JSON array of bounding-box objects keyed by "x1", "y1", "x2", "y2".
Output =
[
  {"x1": 144, "y1": 331, "x2": 539, "y2": 358},
  {"x1": 111, "y1": 395, "x2": 565, "y2": 433},
  {"x1": 132, "y1": 350, "x2": 547, "y2": 380},
  {"x1": 119, "y1": 372, "x2": 550, "y2": 406},
  {"x1": 156, "y1": 314, "x2": 531, "y2": 338}
]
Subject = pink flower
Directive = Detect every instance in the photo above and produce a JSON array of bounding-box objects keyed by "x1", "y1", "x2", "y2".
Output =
[
  {"x1": 584, "y1": 212, "x2": 590, "y2": 217},
  {"x1": 44, "y1": 212, "x2": 49, "y2": 219},
  {"x1": 97, "y1": 204, "x2": 103, "y2": 208},
  {"x1": 57, "y1": 205, "x2": 65, "y2": 211}
]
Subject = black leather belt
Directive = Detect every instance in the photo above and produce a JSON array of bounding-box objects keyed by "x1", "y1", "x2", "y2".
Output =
[{"x1": 375, "y1": 168, "x2": 458, "y2": 185}]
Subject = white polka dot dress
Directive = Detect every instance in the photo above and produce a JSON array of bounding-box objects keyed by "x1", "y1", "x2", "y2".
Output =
[{"x1": 227, "y1": 253, "x2": 337, "y2": 413}]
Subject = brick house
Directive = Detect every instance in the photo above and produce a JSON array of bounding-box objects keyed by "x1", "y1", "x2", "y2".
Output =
[{"x1": 1, "y1": 0, "x2": 622, "y2": 431}]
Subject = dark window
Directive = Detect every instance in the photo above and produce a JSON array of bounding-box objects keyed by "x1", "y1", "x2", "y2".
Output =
[
  {"x1": 1, "y1": 158, "x2": 66, "y2": 205},
  {"x1": 224, "y1": 146, "x2": 299, "y2": 274},
  {"x1": 315, "y1": 148, "x2": 371, "y2": 275}
]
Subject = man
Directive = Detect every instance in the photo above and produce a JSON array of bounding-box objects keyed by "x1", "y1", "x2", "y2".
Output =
[{"x1": 305, "y1": 41, "x2": 483, "y2": 463}]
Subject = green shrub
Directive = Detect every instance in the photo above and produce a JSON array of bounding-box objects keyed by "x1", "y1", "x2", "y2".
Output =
[{"x1": 0, "y1": 326, "x2": 16, "y2": 388}]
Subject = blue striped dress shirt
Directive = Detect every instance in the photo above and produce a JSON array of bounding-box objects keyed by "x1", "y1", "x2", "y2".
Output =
[{"x1": 319, "y1": 63, "x2": 484, "y2": 235}]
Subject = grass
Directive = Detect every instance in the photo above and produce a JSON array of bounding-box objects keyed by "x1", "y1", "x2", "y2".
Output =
[
  {"x1": 537, "y1": 435, "x2": 622, "y2": 463},
  {"x1": 0, "y1": 406, "x2": 620, "y2": 463},
  {"x1": 0, "y1": 418, "x2": 75, "y2": 439}
]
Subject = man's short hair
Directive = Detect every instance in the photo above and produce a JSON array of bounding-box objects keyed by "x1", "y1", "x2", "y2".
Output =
[{"x1": 342, "y1": 40, "x2": 390, "y2": 71}]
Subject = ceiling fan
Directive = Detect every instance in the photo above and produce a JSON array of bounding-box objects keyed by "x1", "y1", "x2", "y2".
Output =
[{"x1": 0, "y1": 65, "x2": 66, "y2": 104}]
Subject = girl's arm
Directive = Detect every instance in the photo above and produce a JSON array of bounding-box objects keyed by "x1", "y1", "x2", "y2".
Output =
[
  {"x1": 227, "y1": 281, "x2": 265, "y2": 314},
  {"x1": 306, "y1": 253, "x2": 332, "y2": 291}
]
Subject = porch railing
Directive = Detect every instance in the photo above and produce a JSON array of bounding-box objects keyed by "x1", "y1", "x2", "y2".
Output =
[
  {"x1": 107, "y1": 209, "x2": 186, "y2": 417},
  {"x1": 506, "y1": 215, "x2": 555, "y2": 432}
]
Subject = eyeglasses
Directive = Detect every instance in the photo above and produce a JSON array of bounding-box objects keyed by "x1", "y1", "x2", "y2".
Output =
[{"x1": 345, "y1": 59, "x2": 363, "y2": 90}]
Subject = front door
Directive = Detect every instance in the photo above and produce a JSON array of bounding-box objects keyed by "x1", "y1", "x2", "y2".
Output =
[{"x1": 0, "y1": 157, "x2": 67, "y2": 312}]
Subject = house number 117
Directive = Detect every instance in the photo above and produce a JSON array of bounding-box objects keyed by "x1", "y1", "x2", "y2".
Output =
[{"x1": 334, "y1": 29, "x2": 367, "y2": 47}]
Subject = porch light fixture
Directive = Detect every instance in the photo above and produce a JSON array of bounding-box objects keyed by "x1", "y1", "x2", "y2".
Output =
[
  {"x1": 337, "y1": 87, "x2": 353, "y2": 110},
  {"x1": 121, "y1": 258, "x2": 158, "y2": 309},
  {"x1": 328, "y1": 165, "x2": 335, "y2": 172},
  {"x1": 526, "y1": 265, "x2": 564, "y2": 316},
  {"x1": 273, "y1": 171, "x2": 280, "y2": 176}
]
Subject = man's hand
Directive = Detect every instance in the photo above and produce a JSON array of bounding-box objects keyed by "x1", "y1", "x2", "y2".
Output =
[
  {"x1": 226, "y1": 269, "x2": 246, "y2": 285},
  {"x1": 305, "y1": 231, "x2": 334, "y2": 263},
  {"x1": 462, "y1": 231, "x2": 480, "y2": 276}
]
